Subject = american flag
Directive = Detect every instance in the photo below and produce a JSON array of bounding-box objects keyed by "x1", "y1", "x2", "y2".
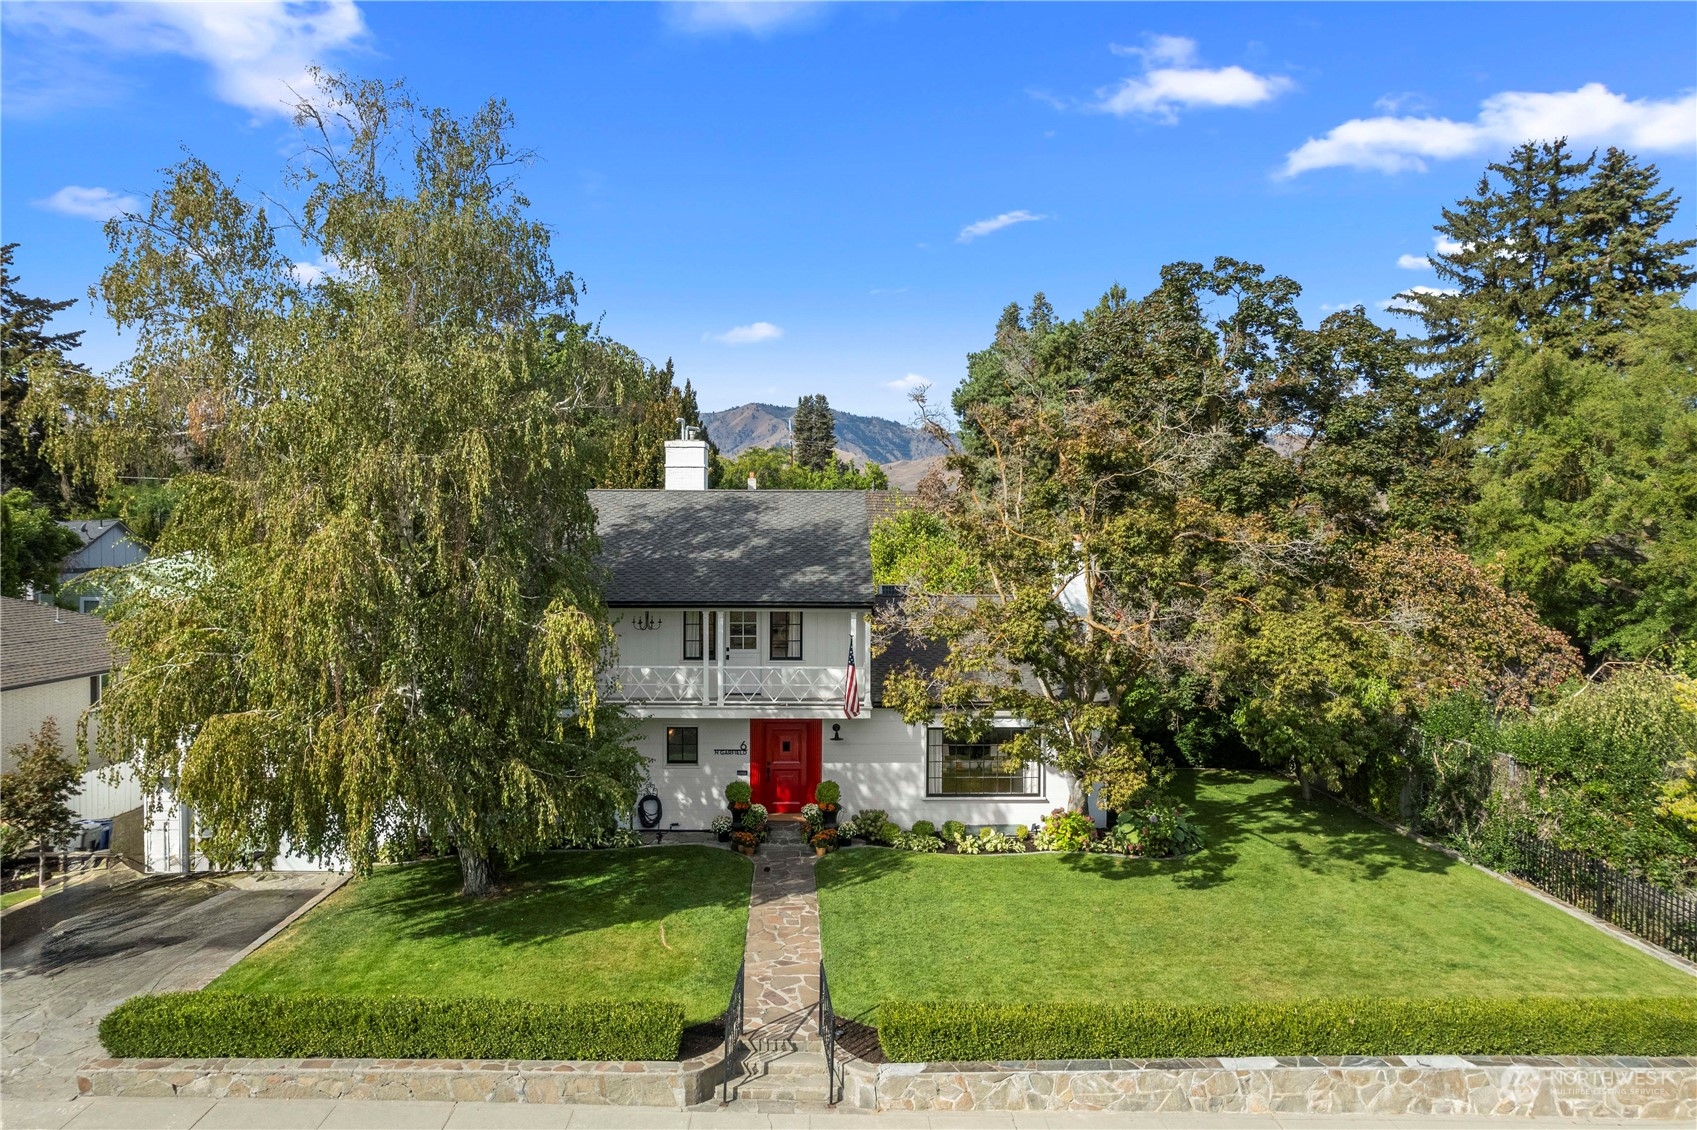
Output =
[{"x1": 843, "y1": 637, "x2": 861, "y2": 718}]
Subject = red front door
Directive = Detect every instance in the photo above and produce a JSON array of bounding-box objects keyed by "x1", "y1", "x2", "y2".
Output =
[{"x1": 750, "y1": 719, "x2": 820, "y2": 813}]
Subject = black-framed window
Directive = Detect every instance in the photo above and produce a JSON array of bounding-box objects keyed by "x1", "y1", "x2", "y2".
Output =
[
  {"x1": 727, "y1": 610, "x2": 758, "y2": 651},
  {"x1": 90, "y1": 673, "x2": 109, "y2": 705},
  {"x1": 666, "y1": 726, "x2": 699, "y2": 764},
  {"x1": 684, "y1": 611, "x2": 717, "y2": 660},
  {"x1": 926, "y1": 728, "x2": 1040, "y2": 796},
  {"x1": 769, "y1": 611, "x2": 803, "y2": 661}
]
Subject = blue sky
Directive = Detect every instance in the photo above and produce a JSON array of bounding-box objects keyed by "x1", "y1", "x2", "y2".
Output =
[{"x1": 4, "y1": 2, "x2": 1694, "y2": 418}]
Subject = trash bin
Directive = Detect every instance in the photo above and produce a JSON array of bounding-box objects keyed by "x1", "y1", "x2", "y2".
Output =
[{"x1": 75, "y1": 819, "x2": 112, "y2": 852}]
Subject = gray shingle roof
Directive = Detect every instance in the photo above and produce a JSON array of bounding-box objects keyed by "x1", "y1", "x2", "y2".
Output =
[
  {"x1": 1, "y1": 597, "x2": 112, "y2": 690},
  {"x1": 588, "y1": 490, "x2": 874, "y2": 607}
]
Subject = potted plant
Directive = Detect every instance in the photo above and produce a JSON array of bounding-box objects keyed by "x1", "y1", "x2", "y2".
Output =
[
  {"x1": 731, "y1": 830, "x2": 759, "y2": 856},
  {"x1": 711, "y1": 814, "x2": 733, "y2": 842},
  {"x1": 801, "y1": 802, "x2": 823, "y2": 835},
  {"x1": 814, "y1": 780, "x2": 841, "y2": 826},
  {"x1": 741, "y1": 804, "x2": 769, "y2": 843},
  {"x1": 810, "y1": 828, "x2": 838, "y2": 857},
  {"x1": 725, "y1": 780, "x2": 752, "y2": 822}
]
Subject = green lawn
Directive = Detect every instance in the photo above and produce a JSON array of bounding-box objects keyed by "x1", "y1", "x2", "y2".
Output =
[
  {"x1": 211, "y1": 845, "x2": 751, "y2": 1024},
  {"x1": 1, "y1": 887, "x2": 42, "y2": 910},
  {"x1": 816, "y1": 772, "x2": 1696, "y2": 1018}
]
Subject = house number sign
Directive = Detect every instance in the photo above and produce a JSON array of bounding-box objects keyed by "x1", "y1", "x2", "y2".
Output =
[{"x1": 713, "y1": 741, "x2": 749, "y2": 757}]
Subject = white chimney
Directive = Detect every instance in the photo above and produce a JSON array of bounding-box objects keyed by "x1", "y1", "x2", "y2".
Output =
[
  {"x1": 746, "y1": 473, "x2": 758, "y2": 490},
  {"x1": 664, "y1": 420, "x2": 709, "y2": 491}
]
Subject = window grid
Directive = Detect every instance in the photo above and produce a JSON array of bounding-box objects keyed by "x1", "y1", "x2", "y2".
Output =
[
  {"x1": 925, "y1": 728, "x2": 1039, "y2": 797},
  {"x1": 683, "y1": 611, "x2": 718, "y2": 660},
  {"x1": 769, "y1": 611, "x2": 803, "y2": 661},
  {"x1": 666, "y1": 726, "x2": 699, "y2": 765},
  {"x1": 728, "y1": 611, "x2": 758, "y2": 651}
]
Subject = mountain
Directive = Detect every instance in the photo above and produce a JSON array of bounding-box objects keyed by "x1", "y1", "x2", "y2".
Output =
[{"x1": 700, "y1": 402, "x2": 949, "y2": 489}]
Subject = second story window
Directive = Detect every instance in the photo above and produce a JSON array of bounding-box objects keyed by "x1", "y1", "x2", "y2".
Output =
[
  {"x1": 728, "y1": 611, "x2": 758, "y2": 652},
  {"x1": 683, "y1": 611, "x2": 717, "y2": 660},
  {"x1": 769, "y1": 611, "x2": 803, "y2": 660}
]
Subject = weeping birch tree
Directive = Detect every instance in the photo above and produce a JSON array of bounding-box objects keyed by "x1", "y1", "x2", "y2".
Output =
[{"x1": 78, "y1": 73, "x2": 640, "y2": 895}]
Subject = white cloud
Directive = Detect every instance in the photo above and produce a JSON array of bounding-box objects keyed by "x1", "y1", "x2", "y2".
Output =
[
  {"x1": 1434, "y1": 237, "x2": 1466, "y2": 256},
  {"x1": 1396, "y1": 254, "x2": 1430, "y2": 270},
  {"x1": 1284, "y1": 83, "x2": 1697, "y2": 176},
  {"x1": 4, "y1": 1, "x2": 367, "y2": 119},
  {"x1": 1094, "y1": 34, "x2": 1292, "y2": 121},
  {"x1": 885, "y1": 373, "x2": 930, "y2": 392},
  {"x1": 35, "y1": 184, "x2": 138, "y2": 220},
  {"x1": 707, "y1": 321, "x2": 784, "y2": 345},
  {"x1": 665, "y1": 2, "x2": 821, "y2": 36},
  {"x1": 957, "y1": 210, "x2": 1047, "y2": 243},
  {"x1": 1381, "y1": 285, "x2": 1459, "y2": 312}
]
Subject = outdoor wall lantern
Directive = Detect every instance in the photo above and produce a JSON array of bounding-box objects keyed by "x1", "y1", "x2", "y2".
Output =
[{"x1": 830, "y1": 723, "x2": 843, "y2": 742}]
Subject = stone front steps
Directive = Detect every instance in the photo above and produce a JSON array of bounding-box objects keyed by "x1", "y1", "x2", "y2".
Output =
[{"x1": 728, "y1": 1044, "x2": 831, "y2": 1104}]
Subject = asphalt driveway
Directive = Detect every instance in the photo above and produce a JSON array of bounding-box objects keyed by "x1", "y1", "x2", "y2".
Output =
[{"x1": 1, "y1": 871, "x2": 338, "y2": 1102}]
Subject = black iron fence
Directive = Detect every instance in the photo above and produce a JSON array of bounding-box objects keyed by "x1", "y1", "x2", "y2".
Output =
[
  {"x1": 1508, "y1": 833, "x2": 1697, "y2": 961},
  {"x1": 819, "y1": 961, "x2": 840, "y2": 1107},
  {"x1": 719, "y1": 959, "x2": 744, "y2": 1105}
]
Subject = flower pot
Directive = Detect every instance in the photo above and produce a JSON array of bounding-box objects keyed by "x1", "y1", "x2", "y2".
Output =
[
  {"x1": 821, "y1": 809, "x2": 838, "y2": 827},
  {"x1": 735, "y1": 843, "x2": 758, "y2": 856},
  {"x1": 814, "y1": 846, "x2": 829, "y2": 857},
  {"x1": 716, "y1": 831, "x2": 730, "y2": 843}
]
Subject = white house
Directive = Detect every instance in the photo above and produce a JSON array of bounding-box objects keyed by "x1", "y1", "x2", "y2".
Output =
[{"x1": 590, "y1": 436, "x2": 1066, "y2": 832}]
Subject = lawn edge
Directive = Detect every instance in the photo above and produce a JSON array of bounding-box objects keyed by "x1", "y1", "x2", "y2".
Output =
[
  {"x1": 1307, "y1": 781, "x2": 1697, "y2": 980},
  {"x1": 193, "y1": 872, "x2": 350, "y2": 990}
]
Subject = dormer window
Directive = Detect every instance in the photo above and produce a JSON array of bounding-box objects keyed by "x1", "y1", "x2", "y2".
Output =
[{"x1": 769, "y1": 611, "x2": 803, "y2": 661}]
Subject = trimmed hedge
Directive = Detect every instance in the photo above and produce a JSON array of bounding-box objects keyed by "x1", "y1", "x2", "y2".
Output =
[
  {"x1": 99, "y1": 993, "x2": 684, "y2": 1061},
  {"x1": 878, "y1": 998, "x2": 1697, "y2": 1061}
]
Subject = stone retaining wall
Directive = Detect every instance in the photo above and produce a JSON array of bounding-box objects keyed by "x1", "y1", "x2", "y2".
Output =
[
  {"x1": 840, "y1": 1056, "x2": 1697, "y2": 1118},
  {"x1": 77, "y1": 1048, "x2": 727, "y2": 1107}
]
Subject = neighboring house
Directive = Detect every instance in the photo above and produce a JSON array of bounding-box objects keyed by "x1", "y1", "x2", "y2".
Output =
[
  {"x1": 592, "y1": 436, "x2": 1066, "y2": 831},
  {"x1": 55, "y1": 519, "x2": 148, "y2": 613},
  {"x1": 0, "y1": 597, "x2": 144, "y2": 830}
]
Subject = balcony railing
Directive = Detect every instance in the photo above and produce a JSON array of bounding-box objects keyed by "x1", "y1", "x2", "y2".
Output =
[{"x1": 602, "y1": 664, "x2": 851, "y2": 706}]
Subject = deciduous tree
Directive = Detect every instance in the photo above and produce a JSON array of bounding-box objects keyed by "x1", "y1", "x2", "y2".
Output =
[{"x1": 81, "y1": 73, "x2": 640, "y2": 896}]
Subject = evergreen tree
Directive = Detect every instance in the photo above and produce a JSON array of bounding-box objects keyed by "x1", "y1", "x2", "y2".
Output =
[
  {"x1": 791, "y1": 394, "x2": 836, "y2": 471},
  {"x1": 1397, "y1": 141, "x2": 1696, "y2": 433},
  {"x1": 1, "y1": 245, "x2": 88, "y2": 506}
]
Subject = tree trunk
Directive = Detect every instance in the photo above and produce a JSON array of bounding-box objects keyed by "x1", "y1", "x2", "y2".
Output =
[
  {"x1": 1296, "y1": 770, "x2": 1313, "y2": 803},
  {"x1": 38, "y1": 842, "x2": 47, "y2": 891},
  {"x1": 457, "y1": 844, "x2": 496, "y2": 898}
]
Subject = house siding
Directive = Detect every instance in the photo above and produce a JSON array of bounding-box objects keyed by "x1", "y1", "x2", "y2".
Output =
[{"x1": 1, "y1": 678, "x2": 101, "y2": 775}]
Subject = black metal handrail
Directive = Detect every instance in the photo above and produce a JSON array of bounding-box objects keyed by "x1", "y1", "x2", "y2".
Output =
[
  {"x1": 720, "y1": 958, "x2": 744, "y2": 1105},
  {"x1": 819, "y1": 960, "x2": 839, "y2": 1107}
]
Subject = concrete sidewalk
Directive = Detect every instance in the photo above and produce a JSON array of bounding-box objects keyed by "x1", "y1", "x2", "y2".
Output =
[{"x1": 0, "y1": 1097, "x2": 1671, "y2": 1129}]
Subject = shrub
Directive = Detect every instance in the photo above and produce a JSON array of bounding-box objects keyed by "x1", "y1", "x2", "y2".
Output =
[
  {"x1": 1013, "y1": 825, "x2": 1029, "y2": 840},
  {"x1": 958, "y1": 829, "x2": 1025, "y2": 854},
  {"x1": 893, "y1": 831, "x2": 945, "y2": 853},
  {"x1": 725, "y1": 780, "x2": 752, "y2": 806},
  {"x1": 815, "y1": 780, "x2": 841, "y2": 807},
  {"x1": 940, "y1": 820, "x2": 967, "y2": 844},
  {"x1": 877, "y1": 998, "x2": 1697, "y2": 1062},
  {"x1": 740, "y1": 805, "x2": 768, "y2": 834},
  {"x1": 710, "y1": 814, "x2": 732, "y2": 835},
  {"x1": 1032, "y1": 809, "x2": 1096, "y2": 852},
  {"x1": 1106, "y1": 800, "x2": 1206, "y2": 857},
  {"x1": 910, "y1": 820, "x2": 937, "y2": 839},
  {"x1": 878, "y1": 821, "x2": 902, "y2": 844},
  {"x1": 801, "y1": 803, "x2": 822, "y2": 827},
  {"x1": 850, "y1": 809, "x2": 889, "y2": 840},
  {"x1": 100, "y1": 993, "x2": 685, "y2": 1060}
]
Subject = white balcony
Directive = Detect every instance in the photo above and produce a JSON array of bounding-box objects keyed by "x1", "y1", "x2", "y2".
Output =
[{"x1": 602, "y1": 664, "x2": 852, "y2": 708}]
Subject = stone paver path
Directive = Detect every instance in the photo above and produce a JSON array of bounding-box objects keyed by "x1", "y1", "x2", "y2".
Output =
[{"x1": 740, "y1": 846, "x2": 821, "y2": 1051}]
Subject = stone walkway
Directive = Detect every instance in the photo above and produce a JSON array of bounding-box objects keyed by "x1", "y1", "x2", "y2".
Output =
[{"x1": 741, "y1": 842, "x2": 823, "y2": 1052}]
